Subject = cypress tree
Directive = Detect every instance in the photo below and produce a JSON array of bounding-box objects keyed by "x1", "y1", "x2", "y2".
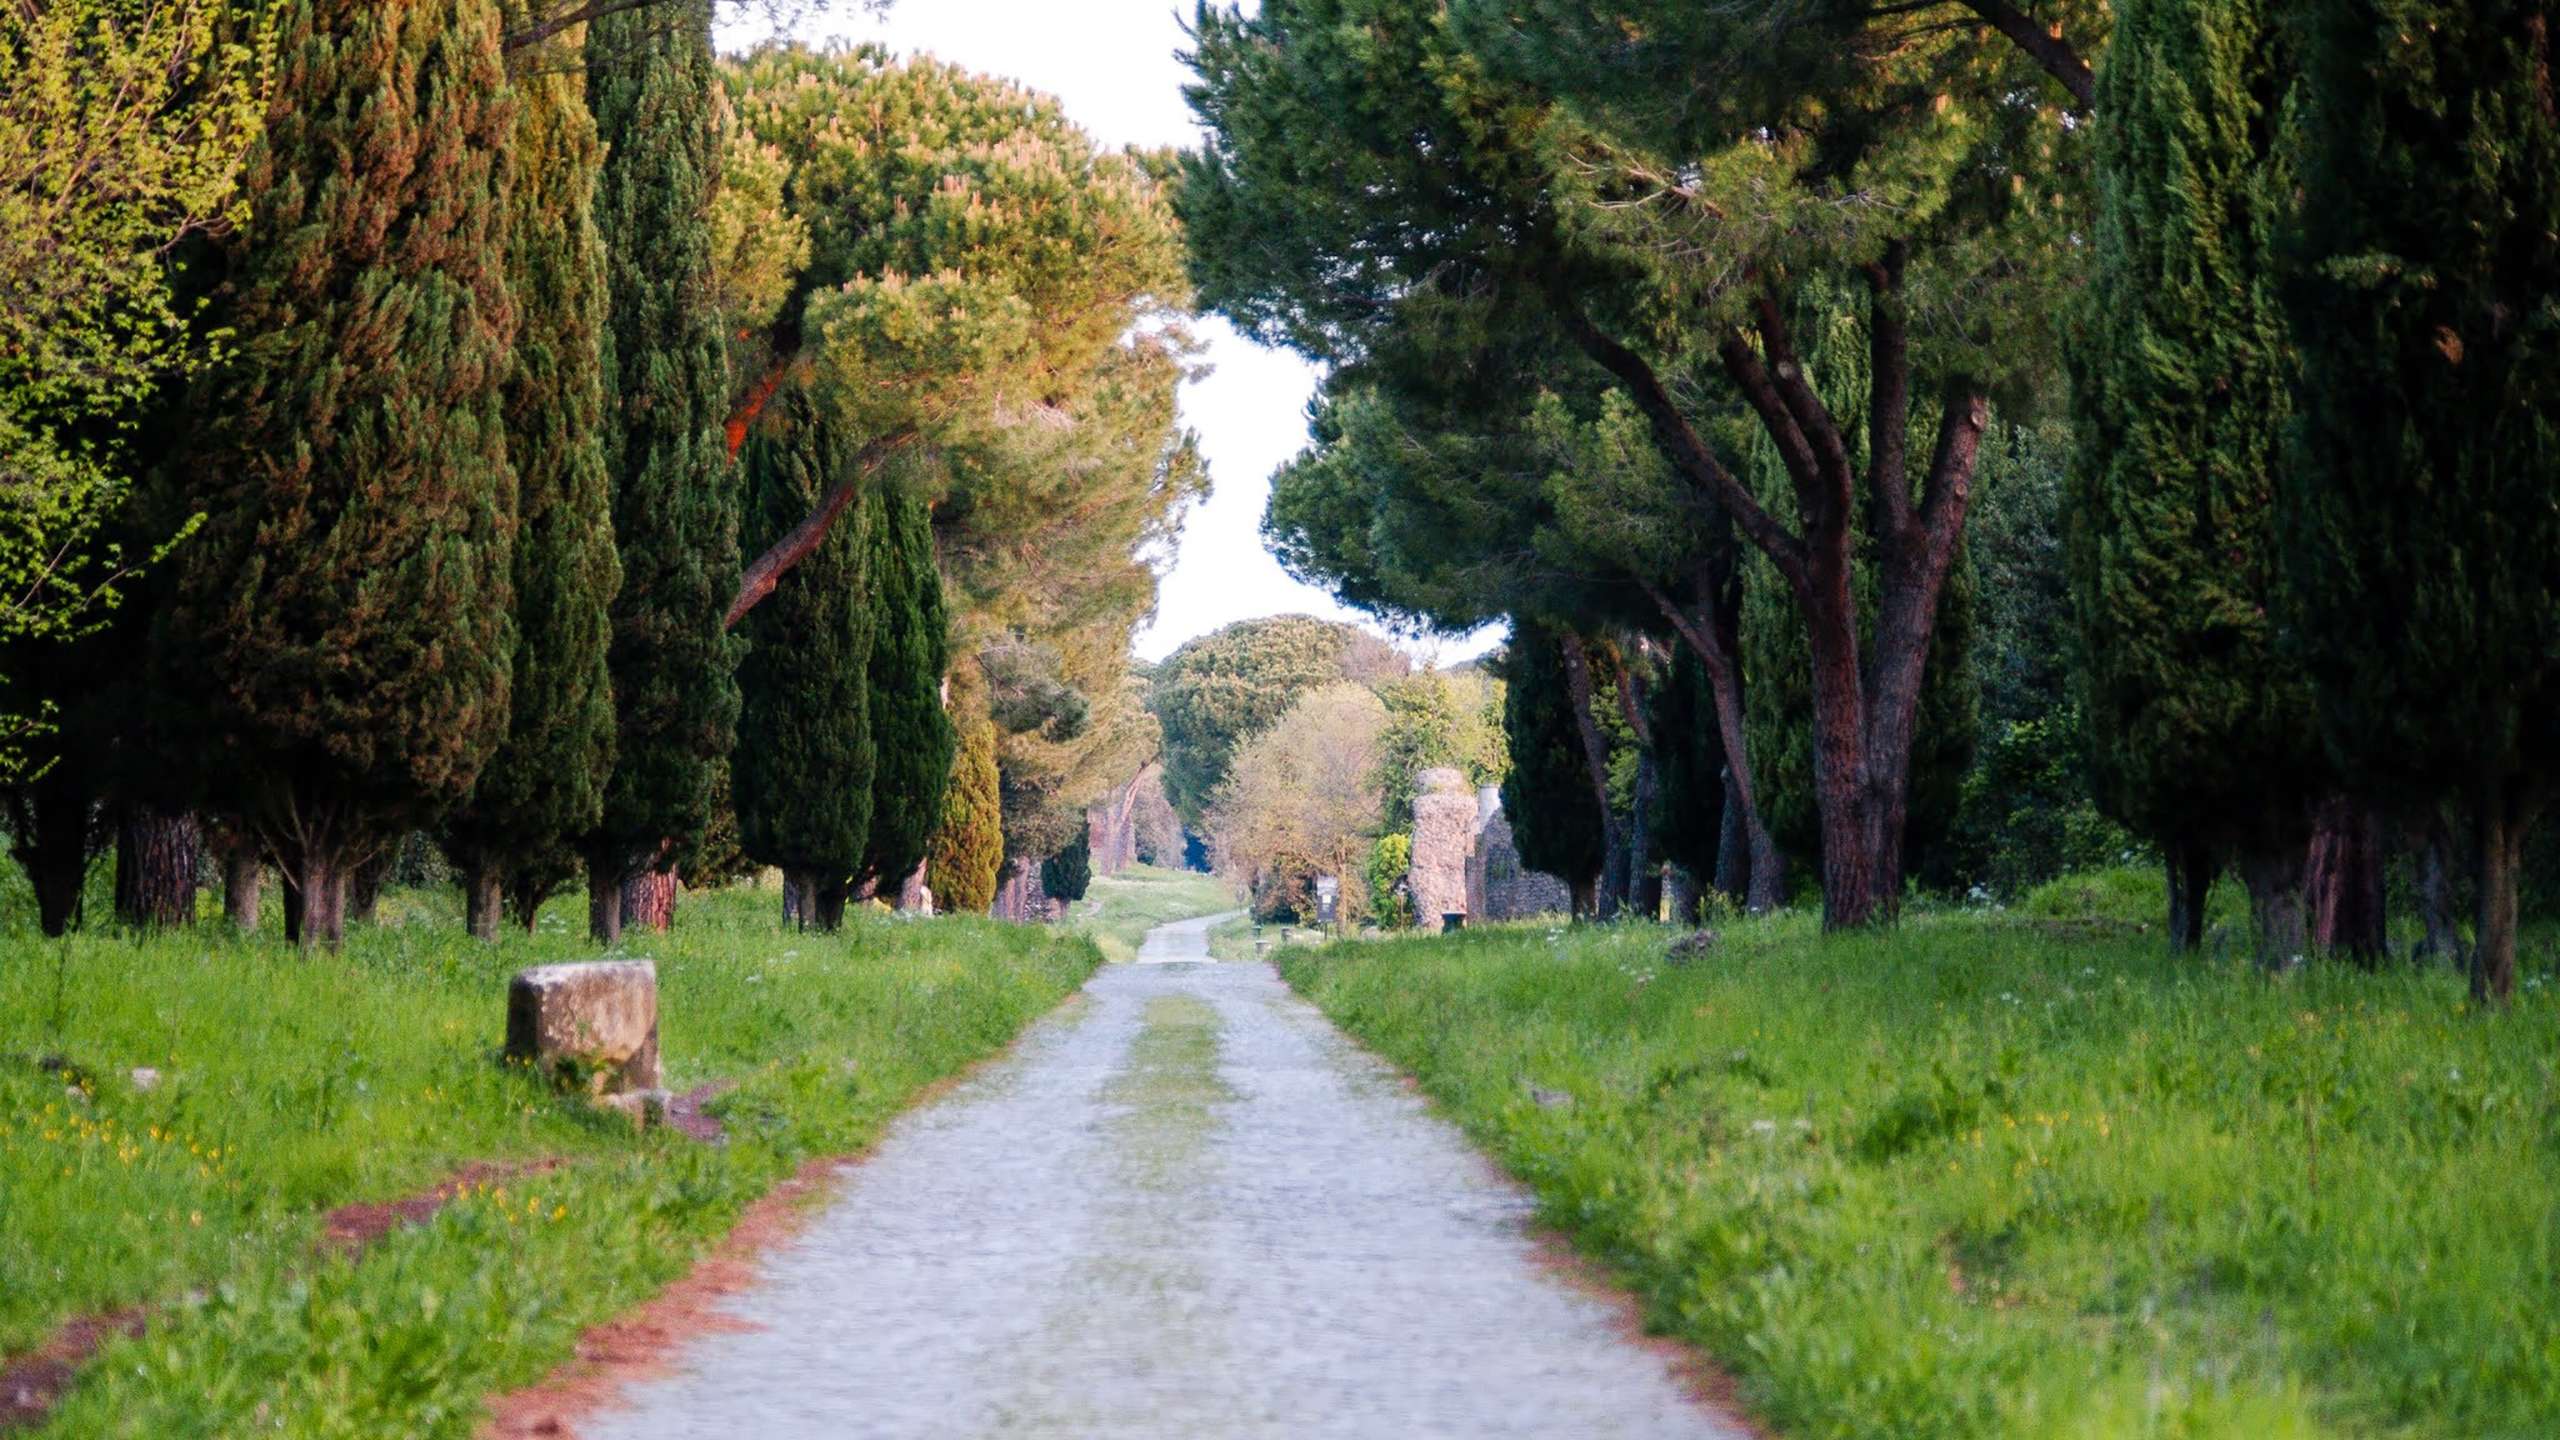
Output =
[
  {"x1": 1497, "y1": 623, "x2": 1606, "y2": 914},
  {"x1": 444, "y1": 30, "x2": 620, "y2": 940},
  {"x1": 2068, "y1": 0, "x2": 2328, "y2": 962},
  {"x1": 2283, "y1": 0, "x2": 2560, "y2": 1000},
  {"x1": 1646, "y1": 643, "x2": 1728, "y2": 907},
  {"x1": 1040, "y1": 829, "x2": 1092, "y2": 906},
  {"x1": 857, "y1": 479, "x2": 956, "y2": 892},
  {"x1": 165, "y1": 0, "x2": 517, "y2": 949},
  {"x1": 584, "y1": 0, "x2": 739, "y2": 942},
  {"x1": 732, "y1": 387, "x2": 875, "y2": 932},
  {"x1": 929, "y1": 661, "x2": 1005, "y2": 914}
]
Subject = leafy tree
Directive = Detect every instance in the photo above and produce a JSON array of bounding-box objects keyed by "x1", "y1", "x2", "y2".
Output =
[
  {"x1": 162, "y1": 0, "x2": 517, "y2": 948},
  {"x1": 584, "y1": 0, "x2": 739, "y2": 941},
  {"x1": 443, "y1": 30, "x2": 620, "y2": 939},
  {"x1": 1366, "y1": 830, "x2": 1413, "y2": 926},
  {"x1": 0, "y1": 0, "x2": 264, "y2": 769},
  {"x1": 1207, "y1": 681, "x2": 1390, "y2": 920},
  {"x1": 1151, "y1": 615, "x2": 1404, "y2": 828},
  {"x1": 927, "y1": 660, "x2": 1004, "y2": 914},
  {"x1": 1371, "y1": 670, "x2": 1507, "y2": 829},
  {"x1": 857, "y1": 479, "x2": 955, "y2": 892},
  {"x1": 2282, "y1": 0, "x2": 2560, "y2": 1000},
  {"x1": 1497, "y1": 624, "x2": 1606, "y2": 912},
  {"x1": 732, "y1": 387, "x2": 875, "y2": 930},
  {"x1": 1040, "y1": 829, "x2": 1092, "y2": 906},
  {"x1": 1185, "y1": 0, "x2": 2080, "y2": 927}
]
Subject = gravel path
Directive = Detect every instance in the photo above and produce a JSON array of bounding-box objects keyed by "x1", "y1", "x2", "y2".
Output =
[{"x1": 584, "y1": 913, "x2": 1747, "y2": 1439}]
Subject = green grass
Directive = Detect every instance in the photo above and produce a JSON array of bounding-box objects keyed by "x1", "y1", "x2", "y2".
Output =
[
  {"x1": 1280, "y1": 910, "x2": 2560, "y2": 1440},
  {"x1": 0, "y1": 886, "x2": 1097, "y2": 1437},
  {"x1": 1208, "y1": 913, "x2": 1258, "y2": 961},
  {"x1": 1063, "y1": 864, "x2": 1239, "y2": 962}
]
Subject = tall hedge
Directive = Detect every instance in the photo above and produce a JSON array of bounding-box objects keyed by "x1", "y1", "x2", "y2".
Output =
[
  {"x1": 168, "y1": 0, "x2": 518, "y2": 948},
  {"x1": 2064, "y1": 0, "x2": 2326, "y2": 960},
  {"x1": 2282, "y1": 0, "x2": 2560, "y2": 1000},
  {"x1": 1497, "y1": 623, "x2": 1604, "y2": 912},
  {"x1": 444, "y1": 34, "x2": 620, "y2": 939},
  {"x1": 858, "y1": 480, "x2": 955, "y2": 890},
  {"x1": 584, "y1": 0, "x2": 739, "y2": 937},
  {"x1": 733, "y1": 387, "x2": 875, "y2": 929},
  {"x1": 928, "y1": 662, "x2": 1005, "y2": 914}
]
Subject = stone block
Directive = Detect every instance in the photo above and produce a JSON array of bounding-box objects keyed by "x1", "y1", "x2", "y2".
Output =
[{"x1": 505, "y1": 960, "x2": 661, "y2": 1095}]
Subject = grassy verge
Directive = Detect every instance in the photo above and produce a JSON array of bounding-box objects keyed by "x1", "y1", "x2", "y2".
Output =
[
  {"x1": 1208, "y1": 913, "x2": 1258, "y2": 961},
  {"x1": 1064, "y1": 864, "x2": 1238, "y2": 962},
  {"x1": 1, "y1": 888, "x2": 1097, "y2": 1437},
  {"x1": 1281, "y1": 913, "x2": 2560, "y2": 1440}
]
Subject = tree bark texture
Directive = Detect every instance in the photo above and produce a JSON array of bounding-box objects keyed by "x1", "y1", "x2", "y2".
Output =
[
  {"x1": 1664, "y1": 864, "x2": 1700, "y2": 928},
  {"x1": 2471, "y1": 784, "x2": 2545, "y2": 1003},
  {"x1": 1614, "y1": 664, "x2": 1664, "y2": 921},
  {"x1": 2411, "y1": 813, "x2": 2465, "y2": 967},
  {"x1": 2164, "y1": 840, "x2": 2215, "y2": 954},
  {"x1": 2238, "y1": 843, "x2": 2309, "y2": 970},
  {"x1": 114, "y1": 807, "x2": 199, "y2": 931},
  {"x1": 2305, "y1": 796, "x2": 2387, "y2": 964},
  {"x1": 298, "y1": 850, "x2": 347, "y2": 951},
  {"x1": 463, "y1": 860, "x2": 504, "y2": 942},
  {"x1": 1556, "y1": 632, "x2": 1627, "y2": 920},
  {"x1": 222, "y1": 845, "x2": 263, "y2": 934},
  {"x1": 587, "y1": 860, "x2": 624, "y2": 945},
  {"x1": 346, "y1": 852, "x2": 388, "y2": 927},
  {"x1": 782, "y1": 868, "x2": 809, "y2": 929},
  {"x1": 622, "y1": 868, "x2": 677, "y2": 933}
]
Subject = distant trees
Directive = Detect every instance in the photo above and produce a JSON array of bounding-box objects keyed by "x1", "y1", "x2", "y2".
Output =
[
  {"x1": 1151, "y1": 616, "x2": 1407, "y2": 828},
  {"x1": 2280, "y1": 0, "x2": 2560, "y2": 999},
  {"x1": 584, "y1": 0, "x2": 740, "y2": 942},
  {"x1": 1208, "y1": 682, "x2": 1391, "y2": 922},
  {"x1": 164, "y1": 0, "x2": 518, "y2": 948}
]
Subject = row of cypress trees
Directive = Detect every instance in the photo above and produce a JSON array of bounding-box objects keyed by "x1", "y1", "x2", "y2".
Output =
[
  {"x1": 2068, "y1": 0, "x2": 2559, "y2": 997},
  {"x1": 11, "y1": 0, "x2": 967, "y2": 945}
]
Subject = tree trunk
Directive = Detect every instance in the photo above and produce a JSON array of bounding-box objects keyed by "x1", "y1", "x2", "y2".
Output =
[
  {"x1": 2164, "y1": 839, "x2": 2215, "y2": 954},
  {"x1": 1556, "y1": 632, "x2": 1627, "y2": 920},
  {"x1": 895, "y1": 859, "x2": 931, "y2": 912},
  {"x1": 1713, "y1": 774, "x2": 1748, "y2": 905},
  {"x1": 509, "y1": 873, "x2": 549, "y2": 934},
  {"x1": 1615, "y1": 667, "x2": 1663, "y2": 922},
  {"x1": 346, "y1": 852, "x2": 388, "y2": 927},
  {"x1": 463, "y1": 860, "x2": 504, "y2": 942},
  {"x1": 2237, "y1": 843, "x2": 2308, "y2": 970},
  {"x1": 2306, "y1": 796, "x2": 2387, "y2": 964},
  {"x1": 622, "y1": 868, "x2": 677, "y2": 933},
  {"x1": 223, "y1": 847, "x2": 263, "y2": 933},
  {"x1": 1567, "y1": 874, "x2": 1597, "y2": 918},
  {"x1": 1664, "y1": 865, "x2": 1700, "y2": 928},
  {"x1": 587, "y1": 855, "x2": 624, "y2": 945},
  {"x1": 7, "y1": 765, "x2": 94, "y2": 937},
  {"x1": 2412, "y1": 812, "x2": 2464, "y2": 967},
  {"x1": 2471, "y1": 787, "x2": 2544, "y2": 1003},
  {"x1": 299, "y1": 849, "x2": 347, "y2": 951},
  {"x1": 812, "y1": 879, "x2": 848, "y2": 932},
  {"x1": 781, "y1": 868, "x2": 808, "y2": 928},
  {"x1": 115, "y1": 807, "x2": 199, "y2": 930}
]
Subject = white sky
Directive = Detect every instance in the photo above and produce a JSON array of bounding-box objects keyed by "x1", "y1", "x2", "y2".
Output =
[{"x1": 719, "y1": 0, "x2": 1503, "y2": 666}]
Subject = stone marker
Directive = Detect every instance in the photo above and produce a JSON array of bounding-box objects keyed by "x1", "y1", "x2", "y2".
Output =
[{"x1": 505, "y1": 960, "x2": 663, "y2": 1107}]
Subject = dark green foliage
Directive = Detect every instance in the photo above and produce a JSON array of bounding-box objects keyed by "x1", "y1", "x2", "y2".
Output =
[
  {"x1": 165, "y1": 0, "x2": 517, "y2": 921},
  {"x1": 586, "y1": 0, "x2": 740, "y2": 885},
  {"x1": 443, "y1": 51, "x2": 620, "y2": 918},
  {"x1": 1646, "y1": 644, "x2": 1726, "y2": 889},
  {"x1": 2065, "y1": 0, "x2": 2324, "y2": 872},
  {"x1": 732, "y1": 388, "x2": 875, "y2": 888},
  {"x1": 1150, "y1": 615, "x2": 1398, "y2": 827},
  {"x1": 928, "y1": 671, "x2": 1004, "y2": 914},
  {"x1": 859, "y1": 481, "x2": 956, "y2": 888},
  {"x1": 1497, "y1": 625, "x2": 1604, "y2": 902},
  {"x1": 1040, "y1": 829, "x2": 1091, "y2": 904},
  {"x1": 2282, "y1": 0, "x2": 2560, "y2": 995},
  {"x1": 1949, "y1": 423, "x2": 2133, "y2": 898}
]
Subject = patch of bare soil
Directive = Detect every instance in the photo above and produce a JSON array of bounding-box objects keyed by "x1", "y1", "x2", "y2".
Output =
[
  {"x1": 665, "y1": 1081, "x2": 734, "y2": 1144},
  {"x1": 477, "y1": 1154, "x2": 849, "y2": 1440}
]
